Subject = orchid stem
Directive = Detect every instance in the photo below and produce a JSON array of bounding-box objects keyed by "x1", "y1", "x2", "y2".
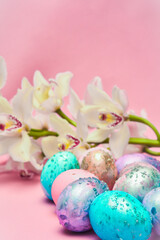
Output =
[
  {"x1": 128, "y1": 115, "x2": 160, "y2": 140},
  {"x1": 144, "y1": 147, "x2": 160, "y2": 156},
  {"x1": 28, "y1": 129, "x2": 59, "y2": 139},
  {"x1": 56, "y1": 109, "x2": 77, "y2": 127}
]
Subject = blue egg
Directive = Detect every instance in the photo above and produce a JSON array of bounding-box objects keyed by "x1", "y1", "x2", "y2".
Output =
[
  {"x1": 89, "y1": 190, "x2": 152, "y2": 240},
  {"x1": 40, "y1": 151, "x2": 80, "y2": 200},
  {"x1": 143, "y1": 187, "x2": 160, "y2": 236}
]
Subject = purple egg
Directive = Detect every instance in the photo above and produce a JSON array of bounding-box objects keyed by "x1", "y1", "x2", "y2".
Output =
[
  {"x1": 115, "y1": 153, "x2": 160, "y2": 174},
  {"x1": 143, "y1": 187, "x2": 160, "y2": 236},
  {"x1": 56, "y1": 177, "x2": 108, "y2": 232}
]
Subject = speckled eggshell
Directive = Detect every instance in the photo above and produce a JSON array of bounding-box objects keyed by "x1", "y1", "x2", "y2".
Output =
[
  {"x1": 113, "y1": 163, "x2": 160, "y2": 202},
  {"x1": 143, "y1": 187, "x2": 160, "y2": 236},
  {"x1": 52, "y1": 169, "x2": 98, "y2": 204},
  {"x1": 40, "y1": 151, "x2": 80, "y2": 200},
  {"x1": 89, "y1": 190, "x2": 152, "y2": 240},
  {"x1": 116, "y1": 153, "x2": 160, "y2": 174},
  {"x1": 80, "y1": 147, "x2": 117, "y2": 189},
  {"x1": 56, "y1": 177, "x2": 109, "y2": 232},
  {"x1": 119, "y1": 162, "x2": 157, "y2": 177}
]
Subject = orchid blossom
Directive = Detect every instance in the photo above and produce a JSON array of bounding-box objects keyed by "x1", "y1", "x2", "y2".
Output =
[
  {"x1": 41, "y1": 112, "x2": 89, "y2": 159},
  {"x1": 68, "y1": 78, "x2": 130, "y2": 158},
  {"x1": 0, "y1": 63, "x2": 44, "y2": 175},
  {"x1": 33, "y1": 71, "x2": 73, "y2": 113}
]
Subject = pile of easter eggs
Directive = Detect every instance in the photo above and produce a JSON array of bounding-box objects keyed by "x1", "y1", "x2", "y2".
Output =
[{"x1": 40, "y1": 148, "x2": 160, "y2": 240}]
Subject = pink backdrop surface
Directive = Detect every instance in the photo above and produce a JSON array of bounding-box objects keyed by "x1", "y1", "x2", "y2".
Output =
[{"x1": 0, "y1": 1, "x2": 160, "y2": 239}]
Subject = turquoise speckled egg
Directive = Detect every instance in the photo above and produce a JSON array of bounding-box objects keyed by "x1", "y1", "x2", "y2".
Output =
[
  {"x1": 56, "y1": 177, "x2": 109, "y2": 232},
  {"x1": 89, "y1": 190, "x2": 152, "y2": 240},
  {"x1": 40, "y1": 151, "x2": 80, "y2": 200},
  {"x1": 143, "y1": 187, "x2": 160, "y2": 236}
]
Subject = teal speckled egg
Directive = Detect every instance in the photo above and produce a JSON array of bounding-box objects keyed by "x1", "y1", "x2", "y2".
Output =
[
  {"x1": 40, "y1": 151, "x2": 80, "y2": 200},
  {"x1": 89, "y1": 191, "x2": 152, "y2": 240}
]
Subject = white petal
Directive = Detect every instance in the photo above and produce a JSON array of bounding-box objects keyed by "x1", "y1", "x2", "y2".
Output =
[
  {"x1": 85, "y1": 76, "x2": 103, "y2": 104},
  {"x1": 109, "y1": 123, "x2": 130, "y2": 159},
  {"x1": 76, "y1": 111, "x2": 88, "y2": 140},
  {"x1": 11, "y1": 82, "x2": 33, "y2": 122},
  {"x1": 33, "y1": 71, "x2": 49, "y2": 87},
  {"x1": 54, "y1": 71, "x2": 73, "y2": 98},
  {"x1": 91, "y1": 76, "x2": 103, "y2": 90},
  {"x1": 0, "y1": 136, "x2": 17, "y2": 155},
  {"x1": 41, "y1": 136, "x2": 59, "y2": 158},
  {"x1": 87, "y1": 129, "x2": 110, "y2": 143},
  {"x1": 21, "y1": 77, "x2": 33, "y2": 90},
  {"x1": 50, "y1": 113, "x2": 75, "y2": 135},
  {"x1": 41, "y1": 96, "x2": 61, "y2": 113},
  {"x1": 0, "y1": 96, "x2": 13, "y2": 114},
  {"x1": 68, "y1": 88, "x2": 84, "y2": 119},
  {"x1": 112, "y1": 85, "x2": 128, "y2": 112},
  {"x1": 87, "y1": 84, "x2": 122, "y2": 113},
  {"x1": 8, "y1": 131, "x2": 32, "y2": 162},
  {"x1": 0, "y1": 56, "x2": 7, "y2": 90}
]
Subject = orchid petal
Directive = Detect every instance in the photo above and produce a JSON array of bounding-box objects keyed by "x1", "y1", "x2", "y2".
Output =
[
  {"x1": 0, "y1": 96, "x2": 12, "y2": 114},
  {"x1": 41, "y1": 136, "x2": 59, "y2": 158},
  {"x1": 11, "y1": 83, "x2": 33, "y2": 122},
  {"x1": 54, "y1": 71, "x2": 73, "y2": 98},
  {"x1": 0, "y1": 56, "x2": 7, "y2": 90},
  {"x1": 86, "y1": 84, "x2": 122, "y2": 113},
  {"x1": 50, "y1": 113, "x2": 75, "y2": 135},
  {"x1": 112, "y1": 85, "x2": 128, "y2": 112},
  {"x1": 33, "y1": 71, "x2": 49, "y2": 87},
  {"x1": 109, "y1": 123, "x2": 130, "y2": 159},
  {"x1": 0, "y1": 136, "x2": 18, "y2": 155},
  {"x1": 76, "y1": 111, "x2": 88, "y2": 140},
  {"x1": 87, "y1": 129, "x2": 110, "y2": 143},
  {"x1": 0, "y1": 114, "x2": 23, "y2": 136},
  {"x1": 41, "y1": 97, "x2": 61, "y2": 112},
  {"x1": 68, "y1": 88, "x2": 84, "y2": 119},
  {"x1": 85, "y1": 76, "x2": 103, "y2": 104},
  {"x1": 8, "y1": 131, "x2": 32, "y2": 162}
]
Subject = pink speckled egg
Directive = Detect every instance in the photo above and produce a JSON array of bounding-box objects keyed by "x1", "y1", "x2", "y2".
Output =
[
  {"x1": 80, "y1": 147, "x2": 118, "y2": 189},
  {"x1": 51, "y1": 169, "x2": 98, "y2": 204}
]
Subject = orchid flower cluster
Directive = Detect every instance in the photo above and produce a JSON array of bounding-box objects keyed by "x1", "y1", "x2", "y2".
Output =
[{"x1": 0, "y1": 56, "x2": 160, "y2": 178}]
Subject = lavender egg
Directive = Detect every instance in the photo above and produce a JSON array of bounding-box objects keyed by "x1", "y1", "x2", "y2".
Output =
[
  {"x1": 80, "y1": 147, "x2": 117, "y2": 189},
  {"x1": 113, "y1": 164, "x2": 160, "y2": 202},
  {"x1": 116, "y1": 153, "x2": 160, "y2": 174},
  {"x1": 143, "y1": 187, "x2": 160, "y2": 236},
  {"x1": 56, "y1": 177, "x2": 109, "y2": 232}
]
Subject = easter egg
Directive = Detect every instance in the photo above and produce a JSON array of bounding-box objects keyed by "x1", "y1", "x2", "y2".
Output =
[
  {"x1": 56, "y1": 177, "x2": 109, "y2": 232},
  {"x1": 40, "y1": 151, "x2": 80, "y2": 200},
  {"x1": 52, "y1": 169, "x2": 98, "y2": 204},
  {"x1": 113, "y1": 163, "x2": 160, "y2": 202},
  {"x1": 115, "y1": 153, "x2": 160, "y2": 174},
  {"x1": 89, "y1": 190, "x2": 152, "y2": 240},
  {"x1": 80, "y1": 147, "x2": 117, "y2": 189},
  {"x1": 143, "y1": 187, "x2": 160, "y2": 236},
  {"x1": 119, "y1": 162, "x2": 156, "y2": 177}
]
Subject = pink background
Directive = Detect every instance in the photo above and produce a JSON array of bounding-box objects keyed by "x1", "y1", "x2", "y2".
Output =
[{"x1": 0, "y1": 1, "x2": 160, "y2": 239}]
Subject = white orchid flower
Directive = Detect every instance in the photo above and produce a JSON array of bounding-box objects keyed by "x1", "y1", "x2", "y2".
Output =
[
  {"x1": 68, "y1": 78, "x2": 130, "y2": 158},
  {"x1": 41, "y1": 112, "x2": 89, "y2": 159},
  {"x1": 0, "y1": 56, "x2": 7, "y2": 91},
  {"x1": 33, "y1": 71, "x2": 73, "y2": 113},
  {"x1": 0, "y1": 77, "x2": 44, "y2": 175}
]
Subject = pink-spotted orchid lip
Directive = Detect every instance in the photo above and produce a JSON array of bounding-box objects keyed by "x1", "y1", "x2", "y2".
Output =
[
  {"x1": 0, "y1": 114, "x2": 23, "y2": 135},
  {"x1": 58, "y1": 134, "x2": 80, "y2": 151},
  {"x1": 98, "y1": 112, "x2": 123, "y2": 129}
]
